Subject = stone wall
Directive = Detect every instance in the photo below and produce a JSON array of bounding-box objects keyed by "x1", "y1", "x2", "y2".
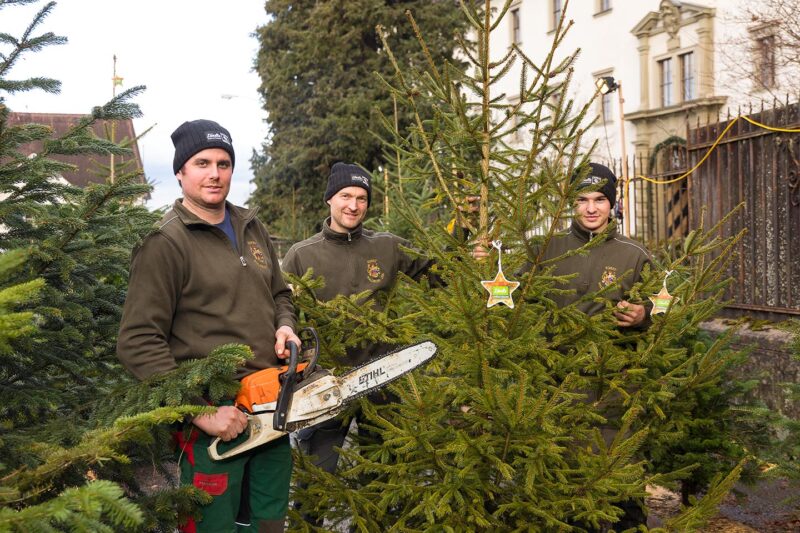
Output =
[{"x1": 702, "y1": 319, "x2": 800, "y2": 419}]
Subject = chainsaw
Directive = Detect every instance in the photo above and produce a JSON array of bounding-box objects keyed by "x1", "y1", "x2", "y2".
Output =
[{"x1": 208, "y1": 328, "x2": 437, "y2": 460}]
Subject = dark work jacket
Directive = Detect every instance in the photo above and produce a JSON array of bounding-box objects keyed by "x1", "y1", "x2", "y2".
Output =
[
  {"x1": 531, "y1": 220, "x2": 652, "y2": 319},
  {"x1": 117, "y1": 200, "x2": 296, "y2": 381},
  {"x1": 282, "y1": 218, "x2": 434, "y2": 365}
]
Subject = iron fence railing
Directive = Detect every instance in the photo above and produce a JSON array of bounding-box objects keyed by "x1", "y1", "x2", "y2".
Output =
[{"x1": 608, "y1": 100, "x2": 800, "y2": 317}]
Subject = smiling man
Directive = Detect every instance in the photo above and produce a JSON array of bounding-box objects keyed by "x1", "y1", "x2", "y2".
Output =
[
  {"x1": 473, "y1": 162, "x2": 650, "y2": 324},
  {"x1": 535, "y1": 162, "x2": 653, "y2": 531},
  {"x1": 470, "y1": 163, "x2": 652, "y2": 528},
  {"x1": 543, "y1": 162, "x2": 651, "y2": 328},
  {"x1": 281, "y1": 162, "x2": 438, "y2": 522},
  {"x1": 117, "y1": 119, "x2": 300, "y2": 533},
  {"x1": 282, "y1": 162, "x2": 436, "y2": 339}
]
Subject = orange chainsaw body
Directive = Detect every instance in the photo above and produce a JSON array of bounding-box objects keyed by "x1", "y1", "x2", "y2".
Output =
[{"x1": 236, "y1": 362, "x2": 309, "y2": 413}]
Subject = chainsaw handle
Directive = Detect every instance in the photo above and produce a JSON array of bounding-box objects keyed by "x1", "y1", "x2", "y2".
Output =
[
  {"x1": 283, "y1": 339, "x2": 299, "y2": 377},
  {"x1": 208, "y1": 412, "x2": 286, "y2": 461},
  {"x1": 273, "y1": 340, "x2": 299, "y2": 431},
  {"x1": 299, "y1": 327, "x2": 319, "y2": 380}
]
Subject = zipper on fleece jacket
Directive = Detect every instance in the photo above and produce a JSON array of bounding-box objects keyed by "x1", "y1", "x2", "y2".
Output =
[
  {"x1": 205, "y1": 225, "x2": 248, "y2": 267},
  {"x1": 175, "y1": 202, "x2": 261, "y2": 268},
  {"x1": 234, "y1": 210, "x2": 258, "y2": 268}
]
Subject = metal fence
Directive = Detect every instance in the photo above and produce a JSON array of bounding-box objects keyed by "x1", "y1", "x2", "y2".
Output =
[{"x1": 614, "y1": 100, "x2": 800, "y2": 317}]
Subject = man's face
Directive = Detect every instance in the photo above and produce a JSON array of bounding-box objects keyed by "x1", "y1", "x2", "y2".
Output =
[
  {"x1": 575, "y1": 191, "x2": 611, "y2": 233},
  {"x1": 328, "y1": 186, "x2": 368, "y2": 233},
  {"x1": 176, "y1": 148, "x2": 233, "y2": 214}
]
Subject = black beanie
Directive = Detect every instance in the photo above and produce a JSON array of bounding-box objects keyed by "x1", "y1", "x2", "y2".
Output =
[
  {"x1": 324, "y1": 162, "x2": 372, "y2": 206},
  {"x1": 573, "y1": 162, "x2": 617, "y2": 206},
  {"x1": 171, "y1": 119, "x2": 235, "y2": 174}
]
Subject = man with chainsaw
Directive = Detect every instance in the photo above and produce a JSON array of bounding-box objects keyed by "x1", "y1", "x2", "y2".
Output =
[
  {"x1": 117, "y1": 119, "x2": 301, "y2": 533},
  {"x1": 282, "y1": 162, "x2": 466, "y2": 484}
]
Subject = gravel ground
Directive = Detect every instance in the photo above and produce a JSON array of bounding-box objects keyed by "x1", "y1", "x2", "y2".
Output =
[{"x1": 646, "y1": 480, "x2": 800, "y2": 532}]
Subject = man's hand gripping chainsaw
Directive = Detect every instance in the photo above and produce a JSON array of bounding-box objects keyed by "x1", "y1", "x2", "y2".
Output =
[{"x1": 208, "y1": 329, "x2": 437, "y2": 460}]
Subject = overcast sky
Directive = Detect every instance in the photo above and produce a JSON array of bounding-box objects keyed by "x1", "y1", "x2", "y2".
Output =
[{"x1": 3, "y1": 0, "x2": 268, "y2": 210}]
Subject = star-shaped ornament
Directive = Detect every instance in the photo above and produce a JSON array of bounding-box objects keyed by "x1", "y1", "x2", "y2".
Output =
[
  {"x1": 649, "y1": 285, "x2": 679, "y2": 315},
  {"x1": 482, "y1": 270, "x2": 520, "y2": 308}
]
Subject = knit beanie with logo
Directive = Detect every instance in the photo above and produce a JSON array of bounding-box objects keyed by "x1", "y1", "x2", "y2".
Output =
[
  {"x1": 324, "y1": 162, "x2": 372, "y2": 206},
  {"x1": 171, "y1": 119, "x2": 235, "y2": 174},
  {"x1": 574, "y1": 162, "x2": 617, "y2": 206}
]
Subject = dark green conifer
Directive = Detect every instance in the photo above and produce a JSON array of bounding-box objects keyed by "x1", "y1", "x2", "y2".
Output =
[
  {"x1": 252, "y1": 0, "x2": 469, "y2": 240},
  {"x1": 0, "y1": 3, "x2": 245, "y2": 530}
]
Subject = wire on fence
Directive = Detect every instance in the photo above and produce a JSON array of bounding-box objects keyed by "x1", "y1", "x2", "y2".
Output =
[{"x1": 634, "y1": 115, "x2": 800, "y2": 185}]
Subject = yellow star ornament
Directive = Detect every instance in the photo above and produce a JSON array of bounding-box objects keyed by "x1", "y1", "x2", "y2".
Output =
[
  {"x1": 481, "y1": 270, "x2": 520, "y2": 309},
  {"x1": 649, "y1": 286, "x2": 679, "y2": 315}
]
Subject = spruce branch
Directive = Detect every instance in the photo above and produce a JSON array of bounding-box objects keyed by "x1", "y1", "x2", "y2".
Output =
[
  {"x1": 376, "y1": 24, "x2": 470, "y2": 234},
  {"x1": 0, "y1": 1, "x2": 64, "y2": 80},
  {"x1": 2, "y1": 405, "x2": 200, "y2": 502},
  {"x1": 0, "y1": 480, "x2": 143, "y2": 532},
  {"x1": 664, "y1": 459, "x2": 746, "y2": 531}
]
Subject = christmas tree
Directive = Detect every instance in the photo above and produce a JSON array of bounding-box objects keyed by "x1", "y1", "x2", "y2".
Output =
[
  {"x1": 734, "y1": 319, "x2": 800, "y2": 486},
  {"x1": 0, "y1": 3, "x2": 246, "y2": 530},
  {"x1": 286, "y1": 1, "x2": 749, "y2": 531},
  {"x1": 772, "y1": 321, "x2": 800, "y2": 481}
]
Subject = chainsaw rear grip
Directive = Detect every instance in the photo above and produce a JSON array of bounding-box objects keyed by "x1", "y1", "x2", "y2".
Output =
[
  {"x1": 207, "y1": 412, "x2": 286, "y2": 461},
  {"x1": 273, "y1": 340, "x2": 299, "y2": 431}
]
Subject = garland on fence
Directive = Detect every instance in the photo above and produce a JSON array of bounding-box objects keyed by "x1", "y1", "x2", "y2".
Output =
[
  {"x1": 446, "y1": 114, "x2": 797, "y2": 233},
  {"x1": 636, "y1": 115, "x2": 800, "y2": 185}
]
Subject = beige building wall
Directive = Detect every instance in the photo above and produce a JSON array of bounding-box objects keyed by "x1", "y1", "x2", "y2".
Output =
[{"x1": 487, "y1": 0, "x2": 793, "y2": 162}]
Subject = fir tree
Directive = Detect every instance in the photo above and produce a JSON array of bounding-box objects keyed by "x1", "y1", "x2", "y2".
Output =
[
  {"x1": 640, "y1": 285, "x2": 760, "y2": 505},
  {"x1": 732, "y1": 319, "x2": 800, "y2": 486},
  {"x1": 0, "y1": 3, "x2": 246, "y2": 530},
  {"x1": 1, "y1": 0, "x2": 152, "y2": 435},
  {"x1": 286, "y1": 1, "x2": 751, "y2": 530},
  {"x1": 252, "y1": 0, "x2": 469, "y2": 240}
]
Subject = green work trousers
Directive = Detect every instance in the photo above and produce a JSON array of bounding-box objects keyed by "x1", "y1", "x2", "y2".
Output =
[{"x1": 176, "y1": 426, "x2": 292, "y2": 533}]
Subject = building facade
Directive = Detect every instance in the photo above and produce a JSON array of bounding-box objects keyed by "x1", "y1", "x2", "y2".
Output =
[{"x1": 489, "y1": 0, "x2": 794, "y2": 163}]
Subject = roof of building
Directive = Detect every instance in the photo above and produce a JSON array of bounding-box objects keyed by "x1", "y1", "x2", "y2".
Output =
[{"x1": 7, "y1": 111, "x2": 145, "y2": 188}]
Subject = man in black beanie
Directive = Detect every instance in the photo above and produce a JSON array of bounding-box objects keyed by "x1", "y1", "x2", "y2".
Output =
[
  {"x1": 118, "y1": 119, "x2": 300, "y2": 532},
  {"x1": 282, "y1": 161, "x2": 449, "y2": 523},
  {"x1": 550, "y1": 161, "x2": 650, "y2": 327},
  {"x1": 574, "y1": 161, "x2": 617, "y2": 215},
  {"x1": 551, "y1": 164, "x2": 652, "y2": 529},
  {"x1": 474, "y1": 161, "x2": 647, "y2": 324},
  {"x1": 321, "y1": 161, "x2": 374, "y2": 233},
  {"x1": 476, "y1": 161, "x2": 651, "y2": 530},
  {"x1": 284, "y1": 162, "x2": 437, "y2": 368}
]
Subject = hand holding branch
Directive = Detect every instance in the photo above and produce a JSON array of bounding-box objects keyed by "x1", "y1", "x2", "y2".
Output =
[{"x1": 614, "y1": 300, "x2": 646, "y2": 327}]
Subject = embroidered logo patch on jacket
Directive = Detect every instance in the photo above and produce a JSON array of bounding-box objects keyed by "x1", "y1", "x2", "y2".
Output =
[
  {"x1": 248, "y1": 241, "x2": 268, "y2": 268},
  {"x1": 599, "y1": 266, "x2": 617, "y2": 288},
  {"x1": 367, "y1": 259, "x2": 384, "y2": 282}
]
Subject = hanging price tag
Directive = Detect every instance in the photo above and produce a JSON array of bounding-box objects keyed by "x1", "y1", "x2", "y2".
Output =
[
  {"x1": 481, "y1": 240, "x2": 520, "y2": 309},
  {"x1": 649, "y1": 270, "x2": 679, "y2": 315}
]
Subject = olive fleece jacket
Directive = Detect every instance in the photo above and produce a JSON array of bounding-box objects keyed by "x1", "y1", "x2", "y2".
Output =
[
  {"x1": 281, "y1": 218, "x2": 434, "y2": 365},
  {"x1": 117, "y1": 200, "x2": 296, "y2": 381},
  {"x1": 531, "y1": 220, "x2": 652, "y2": 319}
]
